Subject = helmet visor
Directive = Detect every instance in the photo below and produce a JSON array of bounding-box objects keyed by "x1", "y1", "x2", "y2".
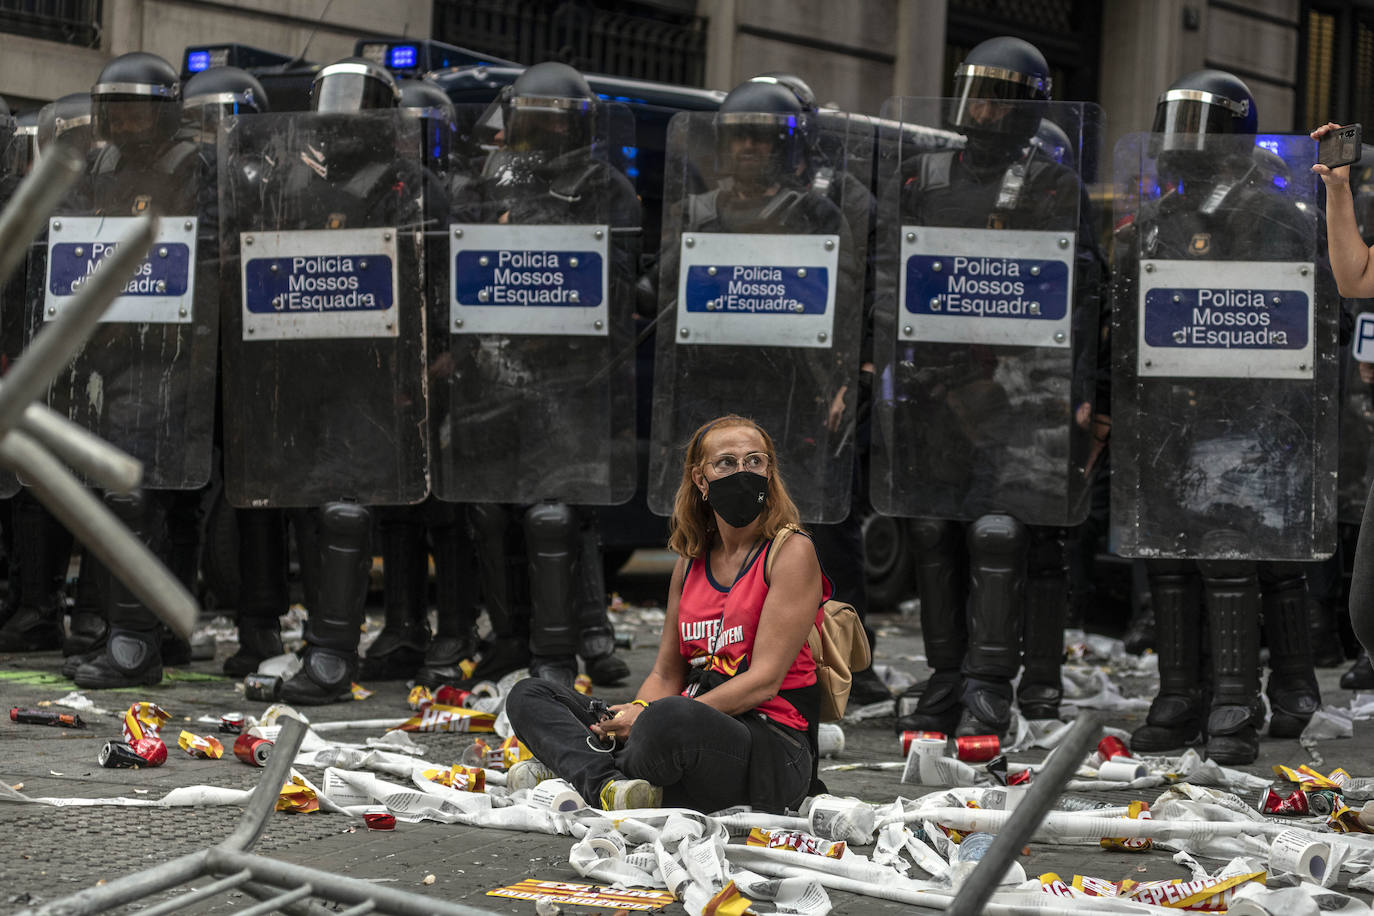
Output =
[
  {"x1": 313, "y1": 72, "x2": 395, "y2": 113},
  {"x1": 1152, "y1": 90, "x2": 1250, "y2": 149}
]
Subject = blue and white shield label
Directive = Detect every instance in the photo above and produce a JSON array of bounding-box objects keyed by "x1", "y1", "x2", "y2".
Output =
[{"x1": 44, "y1": 216, "x2": 198, "y2": 323}]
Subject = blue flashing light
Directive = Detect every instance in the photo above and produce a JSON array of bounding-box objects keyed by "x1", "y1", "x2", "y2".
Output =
[
  {"x1": 1255, "y1": 138, "x2": 1281, "y2": 155},
  {"x1": 388, "y1": 45, "x2": 419, "y2": 70},
  {"x1": 186, "y1": 50, "x2": 212, "y2": 73},
  {"x1": 1274, "y1": 175, "x2": 1288, "y2": 189},
  {"x1": 621, "y1": 145, "x2": 637, "y2": 160},
  {"x1": 626, "y1": 166, "x2": 639, "y2": 179}
]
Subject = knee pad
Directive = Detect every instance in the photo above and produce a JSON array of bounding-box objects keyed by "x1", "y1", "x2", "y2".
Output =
[{"x1": 968, "y1": 513, "x2": 1026, "y2": 561}]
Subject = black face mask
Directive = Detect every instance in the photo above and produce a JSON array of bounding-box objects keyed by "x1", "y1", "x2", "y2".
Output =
[{"x1": 707, "y1": 471, "x2": 768, "y2": 528}]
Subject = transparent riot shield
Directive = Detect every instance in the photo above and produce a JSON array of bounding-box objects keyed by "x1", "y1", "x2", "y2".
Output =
[
  {"x1": 646, "y1": 110, "x2": 870, "y2": 523},
  {"x1": 870, "y1": 98, "x2": 1103, "y2": 527},
  {"x1": 1110, "y1": 132, "x2": 1336, "y2": 560},
  {"x1": 218, "y1": 110, "x2": 428, "y2": 508},
  {"x1": 433, "y1": 102, "x2": 639, "y2": 505},
  {"x1": 27, "y1": 118, "x2": 217, "y2": 490}
]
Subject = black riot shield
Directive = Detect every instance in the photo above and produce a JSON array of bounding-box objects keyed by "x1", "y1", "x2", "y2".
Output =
[
  {"x1": 29, "y1": 119, "x2": 217, "y2": 490},
  {"x1": 218, "y1": 110, "x2": 428, "y2": 508},
  {"x1": 433, "y1": 103, "x2": 640, "y2": 505},
  {"x1": 1110, "y1": 132, "x2": 1336, "y2": 560},
  {"x1": 870, "y1": 98, "x2": 1104, "y2": 527},
  {"x1": 1343, "y1": 308, "x2": 1374, "y2": 524},
  {"x1": 646, "y1": 110, "x2": 869, "y2": 523}
]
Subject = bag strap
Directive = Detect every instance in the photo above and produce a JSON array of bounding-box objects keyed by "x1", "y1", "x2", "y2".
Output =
[{"x1": 764, "y1": 524, "x2": 802, "y2": 586}]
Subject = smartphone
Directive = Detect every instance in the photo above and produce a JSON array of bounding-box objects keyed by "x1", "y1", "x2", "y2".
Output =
[{"x1": 1319, "y1": 123, "x2": 1363, "y2": 169}]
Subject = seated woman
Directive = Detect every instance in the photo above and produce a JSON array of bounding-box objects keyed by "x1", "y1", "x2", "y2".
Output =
[{"x1": 505, "y1": 414, "x2": 830, "y2": 812}]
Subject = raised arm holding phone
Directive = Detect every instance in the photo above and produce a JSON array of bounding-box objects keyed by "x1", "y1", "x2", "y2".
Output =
[{"x1": 1314, "y1": 122, "x2": 1374, "y2": 296}]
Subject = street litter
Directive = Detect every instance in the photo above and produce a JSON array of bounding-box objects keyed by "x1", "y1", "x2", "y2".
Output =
[
  {"x1": 486, "y1": 880, "x2": 675, "y2": 911},
  {"x1": 178, "y1": 730, "x2": 224, "y2": 759},
  {"x1": 10, "y1": 707, "x2": 85, "y2": 728},
  {"x1": 122, "y1": 701, "x2": 170, "y2": 743}
]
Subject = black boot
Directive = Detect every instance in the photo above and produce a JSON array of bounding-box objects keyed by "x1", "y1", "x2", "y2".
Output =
[
  {"x1": 574, "y1": 513, "x2": 628, "y2": 686},
  {"x1": 1018, "y1": 526, "x2": 1066, "y2": 721},
  {"x1": 895, "y1": 519, "x2": 966, "y2": 734},
  {"x1": 225, "y1": 508, "x2": 287, "y2": 677},
  {"x1": 957, "y1": 514, "x2": 1025, "y2": 738},
  {"x1": 361, "y1": 513, "x2": 431, "y2": 680},
  {"x1": 1307, "y1": 596, "x2": 1345, "y2": 667},
  {"x1": 1132, "y1": 563, "x2": 1205, "y2": 752},
  {"x1": 525, "y1": 503, "x2": 580, "y2": 688},
  {"x1": 1263, "y1": 567, "x2": 1320, "y2": 738},
  {"x1": 74, "y1": 491, "x2": 164, "y2": 689},
  {"x1": 1201, "y1": 560, "x2": 1262, "y2": 765},
  {"x1": 1342, "y1": 650, "x2": 1374, "y2": 690},
  {"x1": 0, "y1": 495, "x2": 72, "y2": 652},
  {"x1": 463, "y1": 504, "x2": 531, "y2": 683},
  {"x1": 280, "y1": 503, "x2": 371, "y2": 705},
  {"x1": 415, "y1": 507, "x2": 480, "y2": 687}
]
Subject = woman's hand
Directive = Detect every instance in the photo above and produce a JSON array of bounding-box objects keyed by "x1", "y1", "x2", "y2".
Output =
[
  {"x1": 590, "y1": 703, "x2": 643, "y2": 741},
  {"x1": 1312, "y1": 122, "x2": 1353, "y2": 189}
]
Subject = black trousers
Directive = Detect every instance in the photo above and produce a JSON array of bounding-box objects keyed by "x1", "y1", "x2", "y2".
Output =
[{"x1": 506, "y1": 677, "x2": 808, "y2": 813}]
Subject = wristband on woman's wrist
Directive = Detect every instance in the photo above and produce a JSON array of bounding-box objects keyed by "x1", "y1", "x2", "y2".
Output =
[{"x1": 631, "y1": 699, "x2": 649, "y2": 709}]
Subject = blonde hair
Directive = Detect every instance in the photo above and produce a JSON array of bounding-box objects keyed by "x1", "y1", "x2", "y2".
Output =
[{"x1": 666, "y1": 414, "x2": 803, "y2": 558}]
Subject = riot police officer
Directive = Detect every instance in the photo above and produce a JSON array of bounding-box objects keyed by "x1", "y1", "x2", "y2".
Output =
[
  {"x1": 433, "y1": 62, "x2": 638, "y2": 687},
  {"x1": 219, "y1": 57, "x2": 428, "y2": 704},
  {"x1": 1116, "y1": 71, "x2": 1326, "y2": 763},
  {"x1": 883, "y1": 38, "x2": 1102, "y2": 738},
  {"x1": 50, "y1": 52, "x2": 209, "y2": 689}
]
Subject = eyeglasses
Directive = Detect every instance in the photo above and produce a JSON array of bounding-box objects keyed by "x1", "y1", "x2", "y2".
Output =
[{"x1": 705, "y1": 452, "x2": 769, "y2": 475}]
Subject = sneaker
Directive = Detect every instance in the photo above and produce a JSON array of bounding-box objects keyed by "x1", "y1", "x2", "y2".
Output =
[
  {"x1": 507, "y1": 758, "x2": 558, "y2": 791},
  {"x1": 598, "y1": 777, "x2": 662, "y2": 811}
]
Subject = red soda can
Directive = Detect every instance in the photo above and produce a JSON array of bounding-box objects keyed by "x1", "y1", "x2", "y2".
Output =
[
  {"x1": 1096, "y1": 735, "x2": 1130, "y2": 765},
  {"x1": 364, "y1": 812, "x2": 397, "y2": 830},
  {"x1": 134, "y1": 737, "x2": 168, "y2": 766},
  {"x1": 219, "y1": 713, "x2": 245, "y2": 735},
  {"x1": 1008, "y1": 768, "x2": 1032, "y2": 786},
  {"x1": 434, "y1": 685, "x2": 471, "y2": 707},
  {"x1": 899, "y1": 730, "x2": 946, "y2": 756},
  {"x1": 1259, "y1": 786, "x2": 1310, "y2": 816},
  {"x1": 955, "y1": 734, "x2": 1000, "y2": 763},
  {"x1": 234, "y1": 733, "x2": 273, "y2": 767}
]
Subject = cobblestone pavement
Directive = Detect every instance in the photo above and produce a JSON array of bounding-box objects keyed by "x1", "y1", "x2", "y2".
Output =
[{"x1": 1, "y1": 553, "x2": 1371, "y2": 913}]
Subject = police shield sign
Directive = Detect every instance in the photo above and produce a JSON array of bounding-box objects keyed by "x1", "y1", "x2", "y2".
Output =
[
  {"x1": 1355, "y1": 312, "x2": 1374, "y2": 363},
  {"x1": 675, "y1": 232, "x2": 839, "y2": 348},
  {"x1": 45, "y1": 216, "x2": 198, "y2": 324},
  {"x1": 450, "y1": 224, "x2": 610, "y2": 337},
  {"x1": 898, "y1": 226, "x2": 1074, "y2": 348}
]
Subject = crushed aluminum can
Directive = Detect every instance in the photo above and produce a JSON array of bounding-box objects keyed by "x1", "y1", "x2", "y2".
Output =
[
  {"x1": 364, "y1": 811, "x2": 397, "y2": 830},
  {"x1": 1260, "y1": 786, "x2": 1310, "y2": 816},
  {"x1": 1095, "y1": 735, "x2": 1130, "y2": 765},
  {"x1": 1308, "y1": 788, "x2": 1343, "y2": 817},
  {"x1": 955, "y1": 734, "x2": 1000, "y2": 763},
  {"x1": 219, "y1": 712, "x2": 245, "y2": 735},
  {"x1": 99, "y1": 737, "x2": 167, "y2": 768},
  {"x1": 234, "y1": 733, "x2": 273, "y2": 767},
  {"x1": 614, "y1": 631, "x2": 634, "y2": 650},
  {"x1": 243, "y1": 673, "x2": 282, "y2": 702}
]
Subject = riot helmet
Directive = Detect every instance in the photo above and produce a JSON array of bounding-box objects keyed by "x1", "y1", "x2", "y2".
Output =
[
  {"x1": 12, "y1": 108, "x2": 37, "y2": 175},
  {"x1": 310, "y1": 57, "x2": 400, "y2": 114},
  {"x1": 184, "y1": 66, "x2": 268, "y2": 120},
  {"x1": 1152, "y1": 69, "x2": 1256, "y2": 148},
  {"x1": 309, "y1": 58, "x2": 400, "y2": 176},
  {"x1": 949, "y1": 37, "x2": 1050, "y2": 170},
  {"x1": 715, "y1": 77, "x2": 811, "y2": 194},
  {"x1": 505, "y1": 62, "x2": 596, "y2": 157},
  {"x1": 1029, "y1": 117, "x2": 1074, "y2": 167},
  {"x1": 91, "y1": 52, "x2": 182, "y2": 154},
  {"x1": 1152, "y1": 69, "x2": 1256, "y2": 185},
  {"x1": 37, "y1": 92, "x2": 94, "y2": 159}
]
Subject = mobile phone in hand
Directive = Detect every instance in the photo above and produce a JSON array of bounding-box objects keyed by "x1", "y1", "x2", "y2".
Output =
[{"x1": 1319, "y1": 124, "x2": 1363, "y2": 169}]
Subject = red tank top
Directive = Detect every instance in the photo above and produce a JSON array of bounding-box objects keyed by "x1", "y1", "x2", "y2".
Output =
[{"x1": 677, "y1": 534, "x2": 831, "y2": 731}]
